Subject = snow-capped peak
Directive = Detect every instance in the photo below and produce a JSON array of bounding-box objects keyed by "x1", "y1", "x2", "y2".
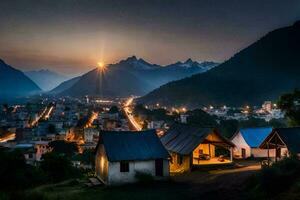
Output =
[
  {"x1": 178, "y1": 58, "x2": 200, "y2": 68},
  {"x1": 120, "y1": 56, "x2": 158, "y2": 70}
]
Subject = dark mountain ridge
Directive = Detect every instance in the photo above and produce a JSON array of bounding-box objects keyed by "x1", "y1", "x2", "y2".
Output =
[
  {"x1": 25, "y1": 69, "x2": 69, "y2": 91},
  {"x1": 138, "y1": 21, "x2": 300, "y2": 108},
  {"x1": 0, "y1": 59, "x2": 41, "y2": 100}
]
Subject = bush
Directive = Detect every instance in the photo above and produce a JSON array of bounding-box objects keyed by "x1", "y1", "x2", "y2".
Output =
[
  {"x1": 0, "y1": 149, "x2": 47, "y2": 191},
  {"x1": 135, "y1": 171, "x2": 154, "y2": 184},
  {"x1": 247, "y1": 157, "x2": 300, "y2": 198},
  {"x1": 49, "y1": 140, "x2": 78, "y2": 157},
  {"x1": 40, "y1": 152, "x2": 82, "y2": 183},
  {"x1": 0, "y1": 192, "x2": 9, "y2": 200},
  {"x1": 72, "y1": 149, "x2": 95, "y2": 167}
]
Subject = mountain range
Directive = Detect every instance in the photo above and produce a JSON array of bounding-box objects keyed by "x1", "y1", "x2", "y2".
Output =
[
  {"x1": 137, "y1": 21, "x2": 300, "y2": 108},
  {"x1": 25, "y1": 69, "x2": 69, "y2": 91},
  {"x1": 0, "y1": 59, "x2": 41, "y2": 100},
  {"x1": 50, "y1": 56, "x2": 218, "y2": 97}
]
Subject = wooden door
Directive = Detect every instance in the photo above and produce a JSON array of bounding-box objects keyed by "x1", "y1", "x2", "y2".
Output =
[
  {"x1": 242, "y1": 148, "x2": 246, "y2": 159},
  {"x1": 276, "y1": 148, "x2": 281, "y2": 159},
  {"x1": 155, "y1": 159, "x2": 164, "y2": 176}
]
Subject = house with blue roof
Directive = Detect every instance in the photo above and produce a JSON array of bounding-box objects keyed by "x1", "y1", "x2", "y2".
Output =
[
  {"x1": 230, "y1": 127, "x2": 274, "y2": 158},
  {"x1": 95, "y1": 129, "x2": 170, "y2": 185}
]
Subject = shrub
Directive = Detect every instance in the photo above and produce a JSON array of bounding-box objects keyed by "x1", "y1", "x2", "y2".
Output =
[
  {"x1": 0, "y1": 149, "x2": 47, "y2": 191},
  {"x1": 48, "y1": 140, "x2": 78, "y2": 157},
  {"x1": 40, "y1": 152, "x2": 82, "y2": 183},
  {"x1": 247, "y1": 157, "x2": 300, "y2": 198},
  {"x1": 135, "y1": 171, "x2": 154, "y2": 184}
]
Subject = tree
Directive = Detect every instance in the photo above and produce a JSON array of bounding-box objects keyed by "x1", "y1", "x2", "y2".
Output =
[
  {"x1": 278, "y1": 89, "x2": 300, "y2": 126},
  {"x1": 2, "y1": 104, "x2": 8, "y2": 112},
  {"x1": 134, "y1": 104, "x2": 149, "y2": 116},
  {"x1": 49, "y1": 140, "x2": 78, "y2": 157},
  {"x1": 268, "y1": 118, "x2": 287, "y2": 128},
  {"x1": 74, "y1": 149, "x2": 95, "y2": 167},
  {"x1": 239, "y1": 117, "x2": 268, "y2": 128},
  {"x1": 108, "y1": 106, "x2": 119, "y2": 114},
  {"x1": 0, "y1": 149, "x2": 45, "y2": 190},
  {"x1": 186, "y1": 109, "x2": 217, "y2": 127},
  {"x1": 142, "y1": 120, "x2": 148, "y2": 130},
  {"x1": 40, "y1": 152, "x2": 81, "y2": 183},
  {"x1": 64, "y1": 106, "x2": 70, "y2": 111},
  {"x1": 217, "y1": 119, "x2": 239, "y2": 138},
  {"x1": 47, "y1": 124, "x2": 56, "y2": 134}
]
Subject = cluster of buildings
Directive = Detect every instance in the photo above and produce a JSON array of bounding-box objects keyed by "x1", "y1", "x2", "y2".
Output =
[
  {"x1": 0, "y1": 96, "x2": 131, "y2": 165},
  {"x1": 95, "y1": 122, "x2": 300, "y2": 185},
  {"x1": 1, "y1": 97, "x2": 299, "y2": 186},
  {"x1": 204, "y1": 101, "x2": 284, "y2": 121}
]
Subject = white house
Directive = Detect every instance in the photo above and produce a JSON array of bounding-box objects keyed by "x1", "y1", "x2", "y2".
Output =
[
  {"x1": 33, "y1": 141, "x2": 51, "y2": 161},
  {"x1": 231, "y1": 127, "x2": 274, "y2": 158},
  {"x1": 147, "y1": 120, "x2": 164, "y2": 129},
  {"x1": 95, "y1": 130, "x2": 170, "y2": 185},
  {"x1": 84, "y1": 128, "x2": 99, "y2": 143}
]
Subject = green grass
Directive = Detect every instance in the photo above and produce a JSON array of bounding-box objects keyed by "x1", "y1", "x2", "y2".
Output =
[{"x1": 19, "y1": 179, "x2": 188, "y2": 200}]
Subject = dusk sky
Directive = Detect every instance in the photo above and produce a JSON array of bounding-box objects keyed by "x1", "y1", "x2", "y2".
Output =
[{"x1": 0, "y1": 0, "x2": 299, "y2": 75}]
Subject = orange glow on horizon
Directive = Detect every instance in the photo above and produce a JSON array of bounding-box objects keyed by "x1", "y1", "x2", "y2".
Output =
[
  {"x1": 97, "y1": 62, "x2": 104, "y2": 68},
  {"x1": 97, "y1": 61, "x2": 107, "y2": 72}
]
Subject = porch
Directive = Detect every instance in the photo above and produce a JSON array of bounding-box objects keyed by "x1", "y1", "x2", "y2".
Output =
[
  {"x1": 193, "y1": 157, "x2": 232, "y2": 165},
  {"x1": 191, "y1": 136, "x2": 234, "y2": 166}
]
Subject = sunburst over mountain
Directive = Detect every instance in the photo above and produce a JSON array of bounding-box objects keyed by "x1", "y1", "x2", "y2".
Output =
[{"x1": 51, "y1": 56, "x2": 218, "y2": 97}]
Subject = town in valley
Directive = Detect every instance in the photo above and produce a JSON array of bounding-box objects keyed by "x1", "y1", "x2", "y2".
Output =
[{"x1": 1, "y1": 1, "x2": 300, "y2": 200}]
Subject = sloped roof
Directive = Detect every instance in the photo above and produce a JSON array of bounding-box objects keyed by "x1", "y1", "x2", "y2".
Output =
[
  {"x1": 239, "y1": 127, "x2": 272, "y2": 148},
  {"x1": 161, "y1": 123, "x2": 234, "y2": 155},
  {"x1": 274, "y1": 127, "x2": 300, "y2": 153},
  {"x1": 99, "y1": 129, "x2": 169, "y2": 162}
]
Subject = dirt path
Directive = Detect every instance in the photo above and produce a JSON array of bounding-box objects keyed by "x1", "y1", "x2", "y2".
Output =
[{"x1": 172, "y1": 161, "x2": 261, "y2": 200}]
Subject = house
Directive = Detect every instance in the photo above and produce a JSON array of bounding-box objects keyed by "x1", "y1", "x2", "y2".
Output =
[
  {"x1": 161, "y1": 123, "x2": 234, "y2": 173},
  {"x1": 231, "y1": 127, "x2": 273, "y2": 158},
  {"x1": 15, "y1": 128, "x2": 34, "y2": 142},
  {"x1": 84, "y1": 128, "x2": 99, "y2": 143},
  {"x1": 12, "y1": 141, "x2": 51, "y2": 164},
  {"x1": 180, "y1": 114, "x2": 189, "y2": 124},
  {"x1": 259, "y1": 127, "x2": 299, "y2": 161},
  {"x1": 95, "y1": 130, "x2": 170, "y2": 185},
  {"x1": 14, "y1": 143, "x2": 36, "y2": 165},
  {"x1": 103, "y1": 119, "x2": 121, "y2": 130},
  {"x1": 33, "y1": 141, "x2": 51, "y2": 161},
  {"x1": 147, "y1": 121, "x2": 165, "y2": 129}
]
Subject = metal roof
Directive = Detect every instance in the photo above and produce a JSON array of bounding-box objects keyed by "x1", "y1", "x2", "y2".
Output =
[
  {"x1": 161, "y1": 123, "x2": 233, "y2": 155},
  {"x1": 239, "y1": 127, "x2": 272, "y2": 148},
  {"x1": 99, "y1": 129, "x2": 169, "y2": 162}
]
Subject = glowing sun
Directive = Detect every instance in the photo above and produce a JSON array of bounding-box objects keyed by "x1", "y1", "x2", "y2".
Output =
[{"x1": 97, "y1": 61, "x2": 106, "y2": 72}]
